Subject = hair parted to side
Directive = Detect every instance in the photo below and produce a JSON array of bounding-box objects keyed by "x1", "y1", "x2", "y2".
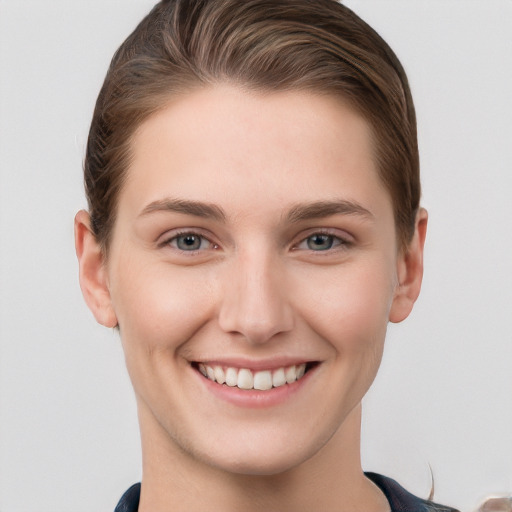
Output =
[{"x1": 85, "y1": 0, "x2": 420, "y2": 252}]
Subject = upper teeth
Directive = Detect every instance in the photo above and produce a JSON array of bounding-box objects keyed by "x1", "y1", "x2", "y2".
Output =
[{"x1": 198, "y1": 363, "x2": 307, "y2": 390}]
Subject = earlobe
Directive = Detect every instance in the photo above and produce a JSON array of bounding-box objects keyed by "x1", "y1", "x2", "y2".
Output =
[
  {"x1": 74, "y1": 210, "x2": 118, "y2": 328},
  {"x1": 389, "y1": 208, "x2": 428, "y2": 324}
]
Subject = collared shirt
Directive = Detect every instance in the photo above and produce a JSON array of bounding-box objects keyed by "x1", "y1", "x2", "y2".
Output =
[{"x1": 114, "y1": 472, "x2": 460, "y2": 512}]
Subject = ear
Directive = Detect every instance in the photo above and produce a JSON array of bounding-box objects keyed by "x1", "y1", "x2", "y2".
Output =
[
  {"x1": 74, "y1": 210, "x2": 118, "y2": 328},
  {"x1": 389, "y1": 208, "x2": 428, "y2": 323}
]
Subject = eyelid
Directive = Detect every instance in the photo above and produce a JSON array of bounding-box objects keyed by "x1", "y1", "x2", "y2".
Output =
[
  {"x1": 292, "y1": 228, "x2": 354, "y2": 251},
  {"x1": 156, "y1": 227, "x2": 353, "y2": 252},
  {"x1": 157, "y1": 228, "x2": 219, "y2": 251}
]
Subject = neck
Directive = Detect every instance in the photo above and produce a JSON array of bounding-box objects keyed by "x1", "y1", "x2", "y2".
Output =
[{"x1": 137, "y1": 404, "x2": 389, "y2": 512}]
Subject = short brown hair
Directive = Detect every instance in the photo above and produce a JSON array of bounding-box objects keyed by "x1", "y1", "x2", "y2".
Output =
[{"x1": 85, "y1": 0, "x2": 419, "y2": 251}]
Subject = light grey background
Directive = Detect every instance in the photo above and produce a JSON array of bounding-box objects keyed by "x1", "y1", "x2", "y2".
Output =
[{"x1": 0, "y1": 1, "x2": 511, "y2": 511}]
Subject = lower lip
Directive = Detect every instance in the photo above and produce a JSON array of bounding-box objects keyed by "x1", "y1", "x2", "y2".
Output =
[{"x1": 194, "y1": 366, "x2": 317, "y2": 409}]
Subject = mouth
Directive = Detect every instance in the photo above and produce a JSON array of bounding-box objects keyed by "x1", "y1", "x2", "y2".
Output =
[{"x1": 193, "y1": 361, "x2": 318, "y2": 391}]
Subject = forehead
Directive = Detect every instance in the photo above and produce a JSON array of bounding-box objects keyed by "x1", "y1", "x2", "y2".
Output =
[{"x1": 120, "y1": 85, "x2": 391, "y2": 223}]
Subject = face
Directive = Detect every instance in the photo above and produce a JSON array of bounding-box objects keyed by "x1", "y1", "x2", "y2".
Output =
[{"x1": 78, "y1": 85, "x2": 424, "y2": 476}]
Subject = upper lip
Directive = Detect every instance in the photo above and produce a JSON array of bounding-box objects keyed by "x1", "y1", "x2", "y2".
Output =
[{"x1": 192, "y1": 357, "x2": 317, "y2": 372}]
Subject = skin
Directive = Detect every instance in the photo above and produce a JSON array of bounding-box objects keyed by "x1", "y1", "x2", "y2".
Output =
[{"x1": 75, "y1": 85, "x2": 427, "y2": 512}]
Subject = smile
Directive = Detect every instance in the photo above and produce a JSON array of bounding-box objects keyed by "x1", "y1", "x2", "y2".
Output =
[{"x1": 197, "y1": 363, "x2": 310, "y2": 391}]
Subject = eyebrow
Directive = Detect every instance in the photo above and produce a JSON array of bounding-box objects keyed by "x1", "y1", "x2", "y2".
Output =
[
  {"x1": 139, "y1": 197, "x2": 373, "y2": 224},
  {"x1": 139, "y1": 198, "x2": 226, "y2": 221},
  {"x1": 286, "y1": 200, "x2": 374, "y2": 223}
]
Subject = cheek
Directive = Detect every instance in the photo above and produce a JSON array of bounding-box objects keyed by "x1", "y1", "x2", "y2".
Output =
[
  {"x1": 296, "y1": 258, "x2": 396, "y2": 355},
  {"x1": 109, "y1": 254, "x2": 217, "y2": 351}
]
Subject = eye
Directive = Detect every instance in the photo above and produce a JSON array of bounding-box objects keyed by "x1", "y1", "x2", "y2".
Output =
[
  {"x1": 295, "y1": 232, "x2": 348, "y2": 252},
  {"x1": 306, "y1": 234, "x2": 336, "y2": 251},
  {"x1": 166, "y1": 232, "x2": 216, "y2": 251}
]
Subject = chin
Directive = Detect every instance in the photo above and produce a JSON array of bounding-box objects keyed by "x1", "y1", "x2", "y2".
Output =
[
  {"x1": 207, "y1": 448, "x2": 312, "y2": 477},
  {"x1": 190, "y1": 427, "x2": 331, "y2": 477}
]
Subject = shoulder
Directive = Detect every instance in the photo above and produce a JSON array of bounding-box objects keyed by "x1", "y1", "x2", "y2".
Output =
[
  {"x1": 366, "y1": 472, "x2": 460, "y2": 512},
  {"x1": 114, "y1": 483, "x2": 140, "y2": 512}
]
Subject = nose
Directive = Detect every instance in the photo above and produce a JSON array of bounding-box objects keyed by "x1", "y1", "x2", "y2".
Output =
[{"x1": 218, "y1": 250, "x2": 294, "y2": 344}]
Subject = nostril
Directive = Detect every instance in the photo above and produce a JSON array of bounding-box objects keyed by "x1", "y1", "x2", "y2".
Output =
[{"x1": 217, "y1": 268, "x2": 294, "y2": 343}]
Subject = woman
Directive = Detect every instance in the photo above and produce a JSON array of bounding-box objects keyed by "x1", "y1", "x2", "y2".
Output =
[{"x1": 75, "y1": 0, "x2": 459, "y2": 510}]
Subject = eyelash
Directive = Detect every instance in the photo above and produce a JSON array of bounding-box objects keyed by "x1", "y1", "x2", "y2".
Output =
[
  {"x1": 292, "y1": 230, "x2": 352, "y2": 253},
  {"x1": 159, "y1": 231, "x2": 218, "y2": 253},
  {"x1": 159, "y1": 229, "x2": 351, "y2": 254}
]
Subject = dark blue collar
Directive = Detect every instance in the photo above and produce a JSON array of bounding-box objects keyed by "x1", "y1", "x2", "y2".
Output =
[
  {"x1": 114, "y1": 473, "x2": 459, "y2": 512},
  {"x1": 114, "y1": 482, "x2": 140, "y2": 512}
]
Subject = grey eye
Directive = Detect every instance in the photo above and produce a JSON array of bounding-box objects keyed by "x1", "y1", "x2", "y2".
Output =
[
  {"x1": 175, "y1": 234, "x2": 203, "y2": 251},
  {"x1": 306, "y1": 234, "x2": 335, "y2": 251}
]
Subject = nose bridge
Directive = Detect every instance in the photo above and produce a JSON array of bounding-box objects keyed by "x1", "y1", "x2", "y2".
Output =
[{"x1": 218, "y1": 247, "x2": 294, "y2": 344}]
